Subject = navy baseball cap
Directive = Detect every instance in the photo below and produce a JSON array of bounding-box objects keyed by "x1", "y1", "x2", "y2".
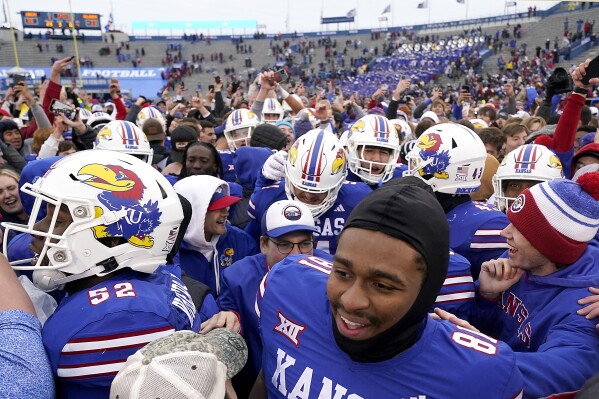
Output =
[{"x1": 261, "y1": 200, "x2": 317, "y2": 238}]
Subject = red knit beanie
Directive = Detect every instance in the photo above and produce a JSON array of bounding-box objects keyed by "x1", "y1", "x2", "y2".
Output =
[{"x1": 507, "y1": 174, "x2": 599, "y2": 264}]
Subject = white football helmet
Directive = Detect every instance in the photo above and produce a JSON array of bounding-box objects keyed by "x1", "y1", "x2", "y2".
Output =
[
  {"x1": 136, "y1": 106, "x2": 167, "y2": 132},
  {"x1": 469, "y1": 118, "x2": 489, "y2": 129},
  {"x1": 493, "y1": 144, "x2": 564, "y2": 211},
  {"x1": 1, "y1": 150, "x2": 184, "y2": 292},
  {"x1": 347, "y1": 115, "x2": 400, "y2": 184},
  {"x1": 79, "y1": 108, "x2": 93, "y2": 124},
  {"x1": 405, "y1": 123, "x2": 487, "y2": 194},
  {"x1": 285, "y1": 128, "x2": 347, "y2": 218},
  {"x1": 262, "y1": 98, "x2": 285, "y2": 124},
  {"x1": 87, "y1": 112, "x2": 115, "y2": 131},
  {"x1": 224, "y1": 109, "x2": 260, "y2": 151},
  {"x1": 94, "y1": 120, "x2": 153, "y2": 165},
  {"x1": 389, "y1": 118, "x2": 414, "y2": 141}
]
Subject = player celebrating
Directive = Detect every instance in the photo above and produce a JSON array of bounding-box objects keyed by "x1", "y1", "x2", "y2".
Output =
[
  {"x1": 346, "y1": 114, "x2": 401, "y2": 189},
  {"x1": 246, "y1": 128, "x2": 371, "y2": 254},
  {"x1": 405, "y1": 123, "x2": 510, "y2": 277},
  {"x1": 252, "y1": 181, "x2": 523, "y2": 398},
  {"x1": 492, "y1": 143, "x2": 564, "y2": 212},
  {"x1": 2, "y1": 150, "x2": 213, "y2": 398}
]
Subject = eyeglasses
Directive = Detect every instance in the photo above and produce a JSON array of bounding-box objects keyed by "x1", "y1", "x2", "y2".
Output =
[{"x1": 268, "y1": 238, "x2": 314, "y2": 254}]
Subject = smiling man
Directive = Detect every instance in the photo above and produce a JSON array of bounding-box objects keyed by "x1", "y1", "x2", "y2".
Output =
[
  {"x1": 471, "y1": 175, "x2": 599, "y2": 398},
  {"x1": 251, "y1": 180, "x2": 523, "y2": 399},
  {"x1": 346, "y1": 114, "x2": 401, "y2": 188},
  {"x1": 173, "y1": 175, "x2": 258, "y2": 296}
]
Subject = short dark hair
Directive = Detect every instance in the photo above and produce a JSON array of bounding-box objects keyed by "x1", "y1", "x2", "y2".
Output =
[
  {"x1": 478, "y1": 127, "x2": 506, "y2": 153},
  {"x1": 198, "y1": 120, "x2": 215, "y2": 129},
  {"x1": 57, "y1": 141, "x2": 77, "y2": 155},
  {"x1": 414, "y1": 118, "x2": 436, "y2": 138},
  {"x1": 478, "y1": 106, "x2": 497, "y2": 122},
  {"x1": 502, "y1": 122, "x2": 528, "y2": 138},
  {"x1": 581, "y1": 106, "x2": 593, "y2": 126}
]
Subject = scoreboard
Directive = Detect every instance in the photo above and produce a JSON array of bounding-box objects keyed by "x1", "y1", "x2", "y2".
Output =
[{"x1": 21, "y1": 11, "x2": 101, "y2": 30}]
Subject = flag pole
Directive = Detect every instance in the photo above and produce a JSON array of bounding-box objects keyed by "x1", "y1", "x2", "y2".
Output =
[
  {"x1": 428, "y1": 0, "x2": 432, "y2": 24},
  {"x1": 68, "y1": 0, "x2": 83, "y2": 88},
  {"x1": 466, "y1": 0, "x2": 469, "y2": 20},
  {"x1": 5, "y1": 0, "x2": 20, "y2": 68}
]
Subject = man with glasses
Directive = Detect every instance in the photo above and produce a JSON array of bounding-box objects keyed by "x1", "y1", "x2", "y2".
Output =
[{"x1": 201, "y1": 200, "x2": 329, "y2": 399}]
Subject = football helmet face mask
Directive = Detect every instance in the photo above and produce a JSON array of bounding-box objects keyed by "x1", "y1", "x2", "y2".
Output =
[
  {"x1": 405, "y1": 123, "x2": 487, "y2": 194},
  {"x1": 94, "y1": 120, "x2": 154, "y2": 165},
  {"x1": 493, "y1": 144, "x2": 564, "y2": 211},
  {"x1": 224, "y1": 109, "x2": 259, "y2": 151},
  {"x1": 347, "y1": 115, "x2": 400, "y2": 184},
  {"x1": 136, "y1": 106, "x2": 167, "y2": 132},
  {"x1": 1, "y1": 150, "x2": 184, "y2": 291},
  {"x1": 87, "y1": 112, "x2": 115, "y2": 131},
  {"x1": 284, "y1": 129, "x2": 348, "y2": 218},
  {"x1": 262, "y1": 98, "x2": 285, "y2": 124}
]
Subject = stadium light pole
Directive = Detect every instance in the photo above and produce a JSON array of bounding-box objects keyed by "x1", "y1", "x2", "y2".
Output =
[
  {"x1": 5, "y1": 0, "x2": 20, "y2": 68},
  {"x1": 68, "y1": 0, "x2": 83, "y2": 88}
]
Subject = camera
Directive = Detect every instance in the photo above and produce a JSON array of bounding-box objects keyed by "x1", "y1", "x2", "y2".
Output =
[
  {"x1": 50, "y1": 99, "x2": 77, "y2": 121},
  {"x1": 546, "y1": 67, "x2": 572, "y2": 95}
]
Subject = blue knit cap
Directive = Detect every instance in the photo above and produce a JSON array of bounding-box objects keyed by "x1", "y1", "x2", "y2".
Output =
[{"x1": 275, "y1": 121, "x2": 296, "y2": 139}]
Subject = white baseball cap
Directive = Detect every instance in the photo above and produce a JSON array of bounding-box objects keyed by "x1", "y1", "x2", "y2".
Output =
[
  {"x1": 261, "y1": 200, "x2": 318, "y2": 238},
  {"x1": 110, "y1": 329, "x2": 247, "y2": 399},
  {"x1": 421, "y1": 110, "x2": 439, "y2": 124}
]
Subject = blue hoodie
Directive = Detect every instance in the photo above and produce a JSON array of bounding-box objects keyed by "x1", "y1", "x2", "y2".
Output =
[{"x1": 470, "y1": 245, "x2": 599, "y2": 399}]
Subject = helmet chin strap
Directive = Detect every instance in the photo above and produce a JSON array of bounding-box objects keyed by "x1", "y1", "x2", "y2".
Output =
[
  {"x1": 33, "y1": 265, "x2": 106, "y2": 292},
  {"x1": 31, "y1": 249, "x2": 162, "y2": 292}
]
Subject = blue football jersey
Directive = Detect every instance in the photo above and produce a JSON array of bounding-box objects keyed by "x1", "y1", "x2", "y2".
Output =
[
  {"x1": 447, "y1": 200, "x2": 510, "y2": 278},
  {"x1": 435, "y1": 250, "x2": 475, "y2": 319},
  {"x1": 218, "y1": 149, "x2": 237, "y2": 183},
  {"x1": 247, "y1": 179, "x2": 370, "y2": 254},
  {"x1": 42, "y1": 268, "x2": 201, "y2": 399},
  {"x1": 257, "y1": 255, "x2": 523, "y2": 399}
]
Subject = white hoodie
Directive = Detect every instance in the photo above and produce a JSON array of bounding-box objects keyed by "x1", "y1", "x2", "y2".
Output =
[{"x1": 173, "y1": 175, "x2": 230, "y2": 293}]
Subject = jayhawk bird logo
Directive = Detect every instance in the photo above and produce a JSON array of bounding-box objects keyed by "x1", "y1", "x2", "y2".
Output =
[
  {"x1": 416, "y1": 133, "x2": 451, "y2": 179},
  {"x1": 77, "y1": 164, "x2": 161, "y2": 248}
]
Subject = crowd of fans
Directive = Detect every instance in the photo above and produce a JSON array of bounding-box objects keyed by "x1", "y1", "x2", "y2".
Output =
[{"x1": 4, "y1": 4, "x2": 599, "y2": 399}]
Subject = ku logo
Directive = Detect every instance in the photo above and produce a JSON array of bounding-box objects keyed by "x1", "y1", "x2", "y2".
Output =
[
  {"x1": 274, "y1": 311, "x2": 306, "y2": 347},
  {"x1": 547, "y1": 154, "x2": 563, "y2": 171},
  {"x1": 220, "y1": 248, "x2": 235, "y2": 268},
  {"x1": 350, "y1": 120, "x2": 365, "y2": 133},
  {"x1": 78, "y1": 163, "x2": 161, "y2": 249},
  {"x1": 417, "y1": 132, "x2": 451, "y2": 179},
  {"x1": 96, "y1": 128, "x2": 113, "y2": 142},
  {"x1": 331, "y1": 148, "x2": 346, "y2": 174},
  {"x1": 289, "y1": 141, "x2": 300, "y2": 166}
]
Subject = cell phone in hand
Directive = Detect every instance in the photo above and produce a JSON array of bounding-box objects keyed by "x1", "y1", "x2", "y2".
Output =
[
  {"x1": 462, "y1": 85, "x2": 470, "y2": 92},
  {"x1": 581, "y1": 55, "x2": 599, "y2": 86},
  {"x1": 272, "y1": 67, "x2": 289, "y2": 83},
  {"x1": 50, "y1": 99, "x2": 77, "y2": 121},
  {"x1": 208, "y1": 85, "x2": 215, "y2": 92}
]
